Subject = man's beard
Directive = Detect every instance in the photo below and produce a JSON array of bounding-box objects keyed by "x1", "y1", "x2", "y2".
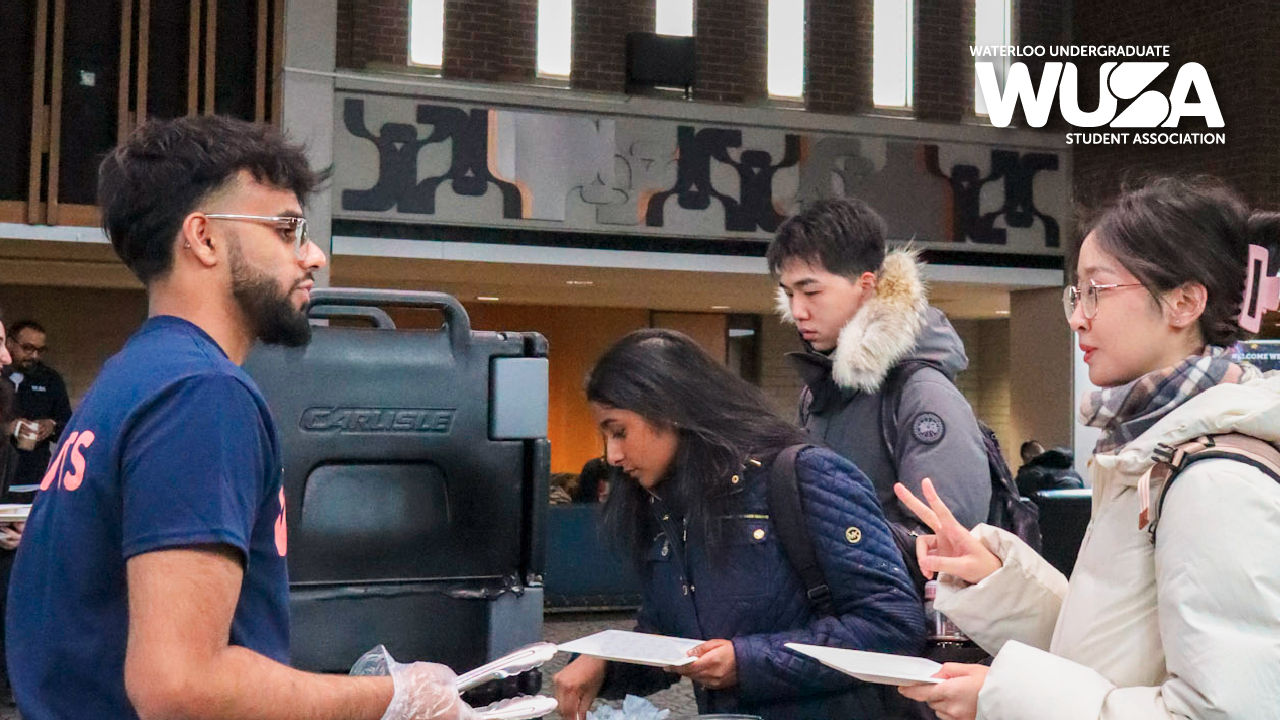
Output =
[{"x1": 229, "y1": 244, "x2": 312, "y2": 347}]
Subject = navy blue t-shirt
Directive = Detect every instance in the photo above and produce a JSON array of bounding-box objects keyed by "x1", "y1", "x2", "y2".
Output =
[{"x1": 5, "y1": 316, "x2": 290, "y2": 720}]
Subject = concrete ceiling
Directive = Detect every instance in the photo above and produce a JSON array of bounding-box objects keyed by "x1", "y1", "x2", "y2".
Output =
[
  {"x1": 331, "y1": 254, "x2": 1017, "y2": 319},
  {"x1": 1, "y1": 238, "x2": 1023, "y2": 320}
]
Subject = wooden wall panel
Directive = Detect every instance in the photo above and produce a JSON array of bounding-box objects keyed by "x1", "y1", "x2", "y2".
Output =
[
  {"x1": 650, "y1": 312, "x2": 728, "y2": 363},
  {"x1": 386, "y1": 303, "x2": 649, "y2": 474},
  {"x1": 0, "y1": 2, "x2": 38, "y2": 208},
  {"x1": 0, "y1": 0, "x2": 279, "y2": 227}
]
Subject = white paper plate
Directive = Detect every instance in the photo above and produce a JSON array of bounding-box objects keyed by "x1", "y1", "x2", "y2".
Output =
[
  {"x1": 557, "y1": 629, "x2": 700, "y2": 667},
  {"x1": 0, "y1": 504, "x2": 32, "y2": 523},
  {"x1": 785, "y1": 643, "x2": 944, "y2": 686}
]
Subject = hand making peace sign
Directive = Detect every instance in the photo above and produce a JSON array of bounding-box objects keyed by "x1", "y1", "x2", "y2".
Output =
[{"x1": 893, "y1": 478, "x2": 1002, "y2": 585}]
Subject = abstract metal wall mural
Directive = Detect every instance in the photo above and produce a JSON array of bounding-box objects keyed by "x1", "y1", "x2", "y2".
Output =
[{"x1": 334, "y1": 93, "x2": 1067, "y2": 257}]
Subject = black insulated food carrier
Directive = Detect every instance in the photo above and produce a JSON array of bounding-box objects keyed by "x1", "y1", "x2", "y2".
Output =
[{"x1": 244, "y1": 288, "x2": 549, "y2": 674}]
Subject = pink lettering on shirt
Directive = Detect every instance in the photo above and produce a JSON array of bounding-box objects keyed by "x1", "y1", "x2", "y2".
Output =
[
  {"x1": 38, "y1": 430, "x2": 96, "y2": 492},
  {"x1": 274, "y1": 487, "x2": 287, "y2": 557}
]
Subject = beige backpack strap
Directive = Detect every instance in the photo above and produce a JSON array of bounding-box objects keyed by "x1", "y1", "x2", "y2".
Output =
[
  {"x1": 1202, "y1": 434, "x2": 1280, "y2": 475},
  {"x1": 1147, "y1": 433, "x2": 1280, "y2": 542}
]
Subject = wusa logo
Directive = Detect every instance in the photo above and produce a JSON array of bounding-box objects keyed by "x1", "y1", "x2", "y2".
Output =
[{"x1": 974, "y1": 47, "x2": 1224, "y2": 146}]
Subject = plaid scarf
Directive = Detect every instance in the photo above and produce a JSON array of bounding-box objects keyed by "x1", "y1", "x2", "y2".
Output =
[{"x1": 1080, "y1": 346, "x2": 1250, "y2": 454}]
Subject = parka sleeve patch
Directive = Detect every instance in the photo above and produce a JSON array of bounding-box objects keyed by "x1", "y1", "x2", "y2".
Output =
[{"x1": 911, "y1": 411, "x2": 946, "y2": 445}]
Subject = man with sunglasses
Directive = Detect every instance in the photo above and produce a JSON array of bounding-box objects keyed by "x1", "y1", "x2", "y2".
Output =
[
  {"x1": 6, "y1": 116, "x2": 478, "y2": 720},
  {"x1": 3, "y1": 320, "x2": 72, "y2": 499}
]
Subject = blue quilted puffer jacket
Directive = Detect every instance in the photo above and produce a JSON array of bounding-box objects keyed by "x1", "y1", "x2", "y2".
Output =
[{"x1": 601, "y1": 446, "x2": 927, "y2": 719}]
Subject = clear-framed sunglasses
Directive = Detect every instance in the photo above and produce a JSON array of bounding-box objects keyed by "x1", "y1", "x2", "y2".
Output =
[
  {"x1": 1062, "y1": 279, "x2": 1146, "y2": 320},
  {"x1": 203, "y1": 213, "x2": 311, "y2": 258}
]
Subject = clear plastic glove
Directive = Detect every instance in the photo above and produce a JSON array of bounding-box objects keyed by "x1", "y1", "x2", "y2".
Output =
[{"x1": 351, "y1": 645, "x2": 481, "y2": 720}]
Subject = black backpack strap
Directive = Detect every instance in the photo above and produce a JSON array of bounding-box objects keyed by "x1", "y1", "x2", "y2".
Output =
[
  {"x1": 1150, "y1": 433, "x2": 1280, "y2": 542},
  {"x1": 766, "y1": 444, "x2": 835, "y2": 616}
]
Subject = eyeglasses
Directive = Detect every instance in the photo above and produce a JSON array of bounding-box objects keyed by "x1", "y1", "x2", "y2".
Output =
[
  {"x1": 202, "y1": 213, "x2": 311, "y2": 258},
  {"x1": 16, "y1": 342, "x2": 45, "y2": 355},
  {"x1": 1062, "y1": 279, "x2": 1146, "y2": 320}
]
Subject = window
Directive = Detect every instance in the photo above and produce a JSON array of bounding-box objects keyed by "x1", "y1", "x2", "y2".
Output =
[
  {"x1": 538, "y1": 0, "x2": 573, "y2": 77},
  {"x1": 872, "y1": 0, "x2": 913, "y2": 107},
  {"x1": 974, "y1": 0, "x2": 1011, "y2": 115},
  {"x1": 409, "y1": 0, "x2": 444, "y2": 67},
  {"x1": 656, "y1": 0, "x2": 693, "y2": 36},
  {"x1": 767, "y1": 0, "x2": 803, "y2": 97}
]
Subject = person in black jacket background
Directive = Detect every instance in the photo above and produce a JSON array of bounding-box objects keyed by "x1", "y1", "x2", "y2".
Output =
[
  {"x1": 1014, "y1": 441, "x2": 1085, "y2": 497},
  {"x1": 573, "y1": 455, "x2": 612, "y2": 503},
  {"x1": 553, "y1": 329, "x2": 925, "y2": 720},
  {"x1": 3, "y1": 319, "x2": 72, "y2": 497}
]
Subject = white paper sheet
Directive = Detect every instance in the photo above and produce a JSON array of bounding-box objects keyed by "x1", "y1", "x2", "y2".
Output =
[
  {"x1": 785, "y1": 643, "x2": 944, "y2": 686},
  {"x1": 0, "y1": 504, "x2": 31, "y2": 523},
  {"x1": 558, "y1": 629, "x2": 701, "y2": 667}
]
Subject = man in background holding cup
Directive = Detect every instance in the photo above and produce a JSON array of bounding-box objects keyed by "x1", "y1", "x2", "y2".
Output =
[{"x1": 3, "y1": 320, "x2": 72, "y2": 499}]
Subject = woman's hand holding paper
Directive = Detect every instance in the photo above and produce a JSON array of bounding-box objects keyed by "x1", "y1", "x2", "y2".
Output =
[
  {"x1": 899, "y1": 662, "x2": 987, "y2": 720},
  {"x1": 673, "y1": 638, "x2": 737, "y2": 690}
]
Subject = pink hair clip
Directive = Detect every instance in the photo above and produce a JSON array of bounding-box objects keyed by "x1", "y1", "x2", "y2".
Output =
[{"x1": 1240, "y1": 244, "x2": 1280, "y2": 333}]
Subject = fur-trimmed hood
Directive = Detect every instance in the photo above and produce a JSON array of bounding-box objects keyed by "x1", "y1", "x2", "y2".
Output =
[{"x1": 778, "y1": 248, "x2": 968, "y2": 393}]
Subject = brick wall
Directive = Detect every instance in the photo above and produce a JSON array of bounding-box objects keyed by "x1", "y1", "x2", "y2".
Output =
[
  {"x1": 1015, "y1": 0, "x2": 1069, "y2": 129},
  {"x1": 915, "y1": 0, "x2": 973, "y2": 122},
  {"x1": 913, "y1": 0, "x2": 1067, "y2": 126},
  {"x1": 443, "y1": 0, "x2": 537, "y2": 82},
  {"x1": 694, "y1": 0, "x2": 767, "y2": 104},
  {"x1": 333, "y1": 0, "x2": 1094, "y2": 127},
  {"x1": 806, "y1": 0, "x2": 872, "y2": 114},
  {"x1": 1072, "y1": 0, "x2": 1280, "y2": 209},
  {"x1": 342, "y1": 0, "x2": 411, "y2": 68},
  {"x1": 951, "y1": 318, "x2": 1015, "y2": 467},
  {"x1": 759, "y1": 313, "x2": 805, "y2": 419},
  {"x1": 336, "y1": 0, "x2": 354, "y2": 68},
  {"x1": 571, "y1": 0, "x2": 654, "y2": 91},
  {"x1": 977, "y1": 319, "x2": 1014, "y2": 467}
]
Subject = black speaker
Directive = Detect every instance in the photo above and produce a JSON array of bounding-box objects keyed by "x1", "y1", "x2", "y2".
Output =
[
  {"x1": 625, "y1": 32, "x2": 696, "y2": 98},
  {"x1": 1033, "y1": 489, "x2": 1092, "y2": 577}
]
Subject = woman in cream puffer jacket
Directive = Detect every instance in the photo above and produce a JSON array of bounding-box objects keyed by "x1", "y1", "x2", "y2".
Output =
[
  {"x1": 931, "y1": 375, "x2": 1280, "y2": 720},
  {"x1": 896, "y1": 177, "x2": 1280, "y2": 720}
]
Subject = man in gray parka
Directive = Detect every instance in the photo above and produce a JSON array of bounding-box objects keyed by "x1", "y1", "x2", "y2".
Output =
[{"x1": 768, "y1": 198, "x2": 991, "y2": 530}]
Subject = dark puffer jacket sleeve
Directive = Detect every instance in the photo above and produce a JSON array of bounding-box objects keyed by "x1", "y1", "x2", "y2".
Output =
[
  {"x1": 731, "y1": 447, "x2": 927, "y2": 705},
  {"x1": 598, "y1": 572, "x2": 681, "y2": 700},
  {"x1": 599, "y1": 658, "x2": 680, "y2": 701}
]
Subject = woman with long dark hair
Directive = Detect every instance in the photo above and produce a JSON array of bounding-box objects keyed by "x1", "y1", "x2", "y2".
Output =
[
  {"x1": 553, "y1": 328, "x2": 926, "y2": 720},
  {"x1": 896, "y1": 176, "x2": 1280, "y2": 720}
]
